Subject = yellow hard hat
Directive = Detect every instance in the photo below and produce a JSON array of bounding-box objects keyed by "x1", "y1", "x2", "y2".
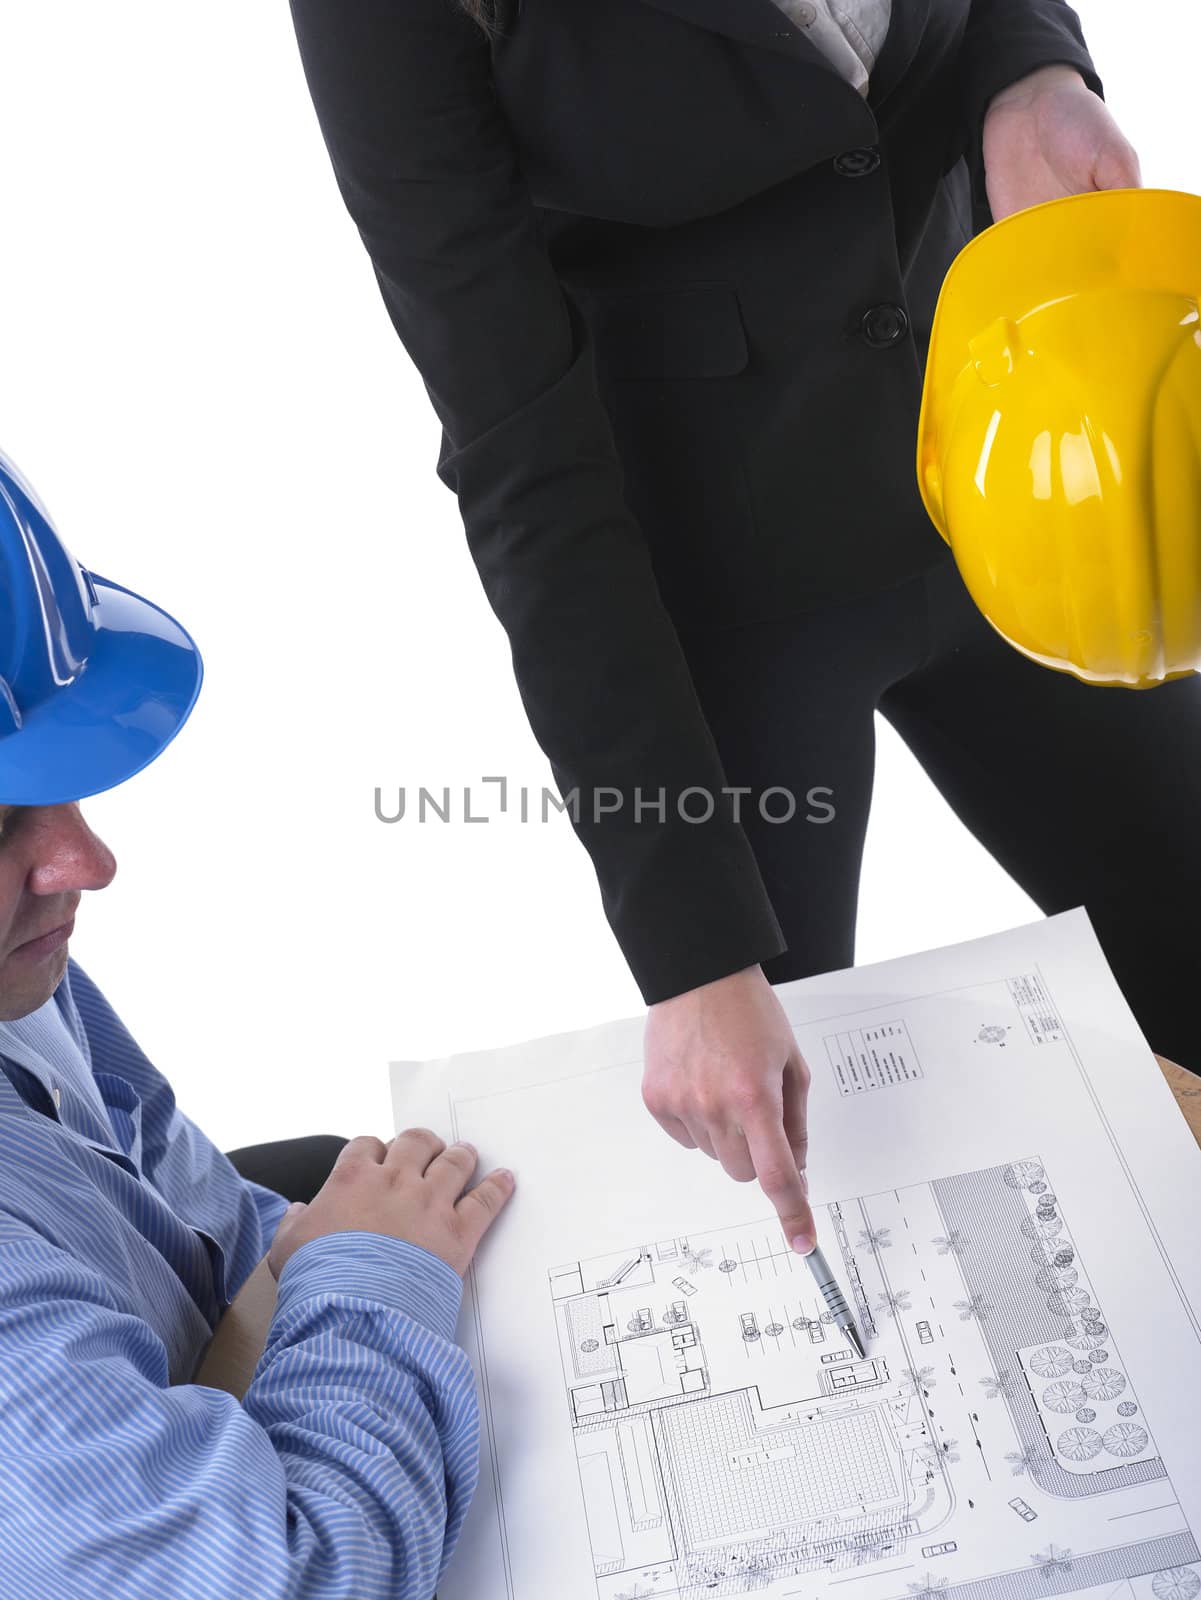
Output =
[{"x1": 916, "y1": 187, "x2": 1201, "y2": 689}]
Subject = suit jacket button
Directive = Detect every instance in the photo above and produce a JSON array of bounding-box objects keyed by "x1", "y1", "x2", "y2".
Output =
[
  {"x1": 834, "y1": 146, "x2": 881, "y2": 178},
  {"x1": 860, "y1": 303, "x2": 909, "y2": 348}
]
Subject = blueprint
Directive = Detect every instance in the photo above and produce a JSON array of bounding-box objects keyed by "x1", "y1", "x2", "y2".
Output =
[{"x1": 390, "y1": 909, "x2": 1201, "y2": 1600}]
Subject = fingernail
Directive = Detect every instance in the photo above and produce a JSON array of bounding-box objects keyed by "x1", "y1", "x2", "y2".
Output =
[
  {"x1": 496, "y1": 1168, "x2": 514, "y2": 1183},
  {"x1": 791, "y1": 1233, "x2": 814, "y2": 1255}
]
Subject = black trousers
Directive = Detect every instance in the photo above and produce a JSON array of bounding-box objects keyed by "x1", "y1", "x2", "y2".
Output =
[
  {"x1": 678, "y1": 541, "x2": 1201, "y2": 1076},
  {"x1": 225, "y1": 1134, "x2": 349, "y2": 1205}
]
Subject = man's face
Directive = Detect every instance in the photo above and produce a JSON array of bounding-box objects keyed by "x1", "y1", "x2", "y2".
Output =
[{"x1": 0, "y1": 804, "x2": 117, "y2": 1022}]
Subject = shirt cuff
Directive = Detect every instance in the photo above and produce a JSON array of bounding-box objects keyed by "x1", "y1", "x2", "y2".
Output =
[{"x1": 274, "y1": 1231, "x2": 465, "y2": 1346}]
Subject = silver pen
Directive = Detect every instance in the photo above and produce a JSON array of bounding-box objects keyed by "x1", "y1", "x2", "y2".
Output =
[{"x1": 802, "y1": 1240, "x2": 866, "y2": 1358}]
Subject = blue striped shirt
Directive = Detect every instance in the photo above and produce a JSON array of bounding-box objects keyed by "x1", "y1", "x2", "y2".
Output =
[{"x1": 0, "y1": 958, "x2": 478, "y2": 1599}]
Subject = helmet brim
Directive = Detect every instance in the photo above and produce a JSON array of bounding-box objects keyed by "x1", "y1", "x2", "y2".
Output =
[{"x1": 0, "y1": 572, "x2": 202, "y2": 806}]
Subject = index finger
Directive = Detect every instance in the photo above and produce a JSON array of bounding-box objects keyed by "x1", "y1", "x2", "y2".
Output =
[
  {"x1": 741, "y1": 1113, "x2": 815, "y2": 1254},
  {"x1": 782, "y1": 1052, "x2": 810, "y2": 1174},
  {"x1": 384, "y1": 1127, "x2": 447, "y2": 1172},
  {"x1": 333, "y1": 1135, "x2": 389, "y2": 1168}
]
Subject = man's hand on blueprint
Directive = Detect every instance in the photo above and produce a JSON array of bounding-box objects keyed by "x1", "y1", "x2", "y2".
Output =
[
  {"x1": 267, "y1": 1129, "x2": 516, "y2": 1280},
  {"x1": 642, "y1": 965, "x2": 816, "y2": 1252}
]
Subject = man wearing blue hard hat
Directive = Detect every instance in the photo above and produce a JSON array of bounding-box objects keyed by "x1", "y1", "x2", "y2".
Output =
[{"x1": 0, "y1": 445, "x2": 513, "y2": 1599}]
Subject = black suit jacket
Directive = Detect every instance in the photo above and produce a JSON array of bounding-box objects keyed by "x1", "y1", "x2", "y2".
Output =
[{"x1": 287, "y1": 0, "x2": 1101, "y2": 1004}]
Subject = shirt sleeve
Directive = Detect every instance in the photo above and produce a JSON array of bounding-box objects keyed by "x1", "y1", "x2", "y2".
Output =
[
  {"x1": 953, "y1": 0, "x2": 1104, "y2": 231},
  {"x1": 285, "y1": 0, "x2": 788, "y2": 1005},
  {"x1": 244, "y1": 1177, "x2": 292, "y2": 1245},
  {"x1": 0, "y1": 1222, "x2": 476, "y2": 1600}
]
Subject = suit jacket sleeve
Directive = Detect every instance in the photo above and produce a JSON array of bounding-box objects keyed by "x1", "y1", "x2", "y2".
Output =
[
  {"x1": 954, "y1": 0, "x2": 1105, "y2": 232},
  {"x1": 286, "y1": 0, "x2": 788, "y2": 1004}
]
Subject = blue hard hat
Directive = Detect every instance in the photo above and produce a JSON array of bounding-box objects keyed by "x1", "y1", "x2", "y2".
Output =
[{"x1": 0, "y1": 445, "x2": 202, "y2": 806}]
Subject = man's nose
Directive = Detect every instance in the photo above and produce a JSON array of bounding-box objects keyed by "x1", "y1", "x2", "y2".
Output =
[{"x1": 26, "y1": 804, "x2": 118, "y2": 894}]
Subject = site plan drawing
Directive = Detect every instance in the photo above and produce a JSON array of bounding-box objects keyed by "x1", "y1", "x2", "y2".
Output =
[
  {"x1": 549, "y1": 1160, "x2": 1184, "y2": 1599},
  {"x1": 390, "y1": 910, "x2": 1201, "y2": 1600}
]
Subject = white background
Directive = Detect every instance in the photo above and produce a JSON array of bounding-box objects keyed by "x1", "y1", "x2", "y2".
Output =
[{"x1": 0, "y1": 4, "x2": 1194, "y2": 1155}]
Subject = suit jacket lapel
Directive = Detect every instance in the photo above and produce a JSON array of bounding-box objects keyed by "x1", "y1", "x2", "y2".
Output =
[
  {"x1": 867, "y1": 0, "x2": 932, "y2": 114},
  {"x1": 637, "y1": 0, "x2": 934, "y2": 118},
  {"x1": 636, "y1": 0, "x2": 842, "y2": 72}
]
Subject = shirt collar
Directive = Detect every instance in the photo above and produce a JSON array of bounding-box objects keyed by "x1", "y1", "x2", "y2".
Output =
[{"x1": 0, "y1": 966, "x2": 90, "y2": 1111}]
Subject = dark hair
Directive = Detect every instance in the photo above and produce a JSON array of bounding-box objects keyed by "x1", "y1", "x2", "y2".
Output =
[{"x1": 456, "y1": 0, "x2": 502, "y2": 38}]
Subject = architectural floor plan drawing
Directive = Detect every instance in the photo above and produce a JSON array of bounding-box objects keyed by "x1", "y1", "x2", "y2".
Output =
[
  {"x1": 550, "y1": 1158, "x2": 1193, "y2": 1599},
  {"x1": 390, "y1": 910, "x2": 1201, "y2": 1600}
]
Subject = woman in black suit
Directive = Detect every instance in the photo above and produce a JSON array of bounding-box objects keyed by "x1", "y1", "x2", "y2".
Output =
[{"x1": 285, "y1": 0, "x2": 1182, "y2": 1251}]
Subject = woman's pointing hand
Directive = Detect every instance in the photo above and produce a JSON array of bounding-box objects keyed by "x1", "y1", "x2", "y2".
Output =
[{"x1": 643, "y1": 964, "x2": 815, "y2": 1252}]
